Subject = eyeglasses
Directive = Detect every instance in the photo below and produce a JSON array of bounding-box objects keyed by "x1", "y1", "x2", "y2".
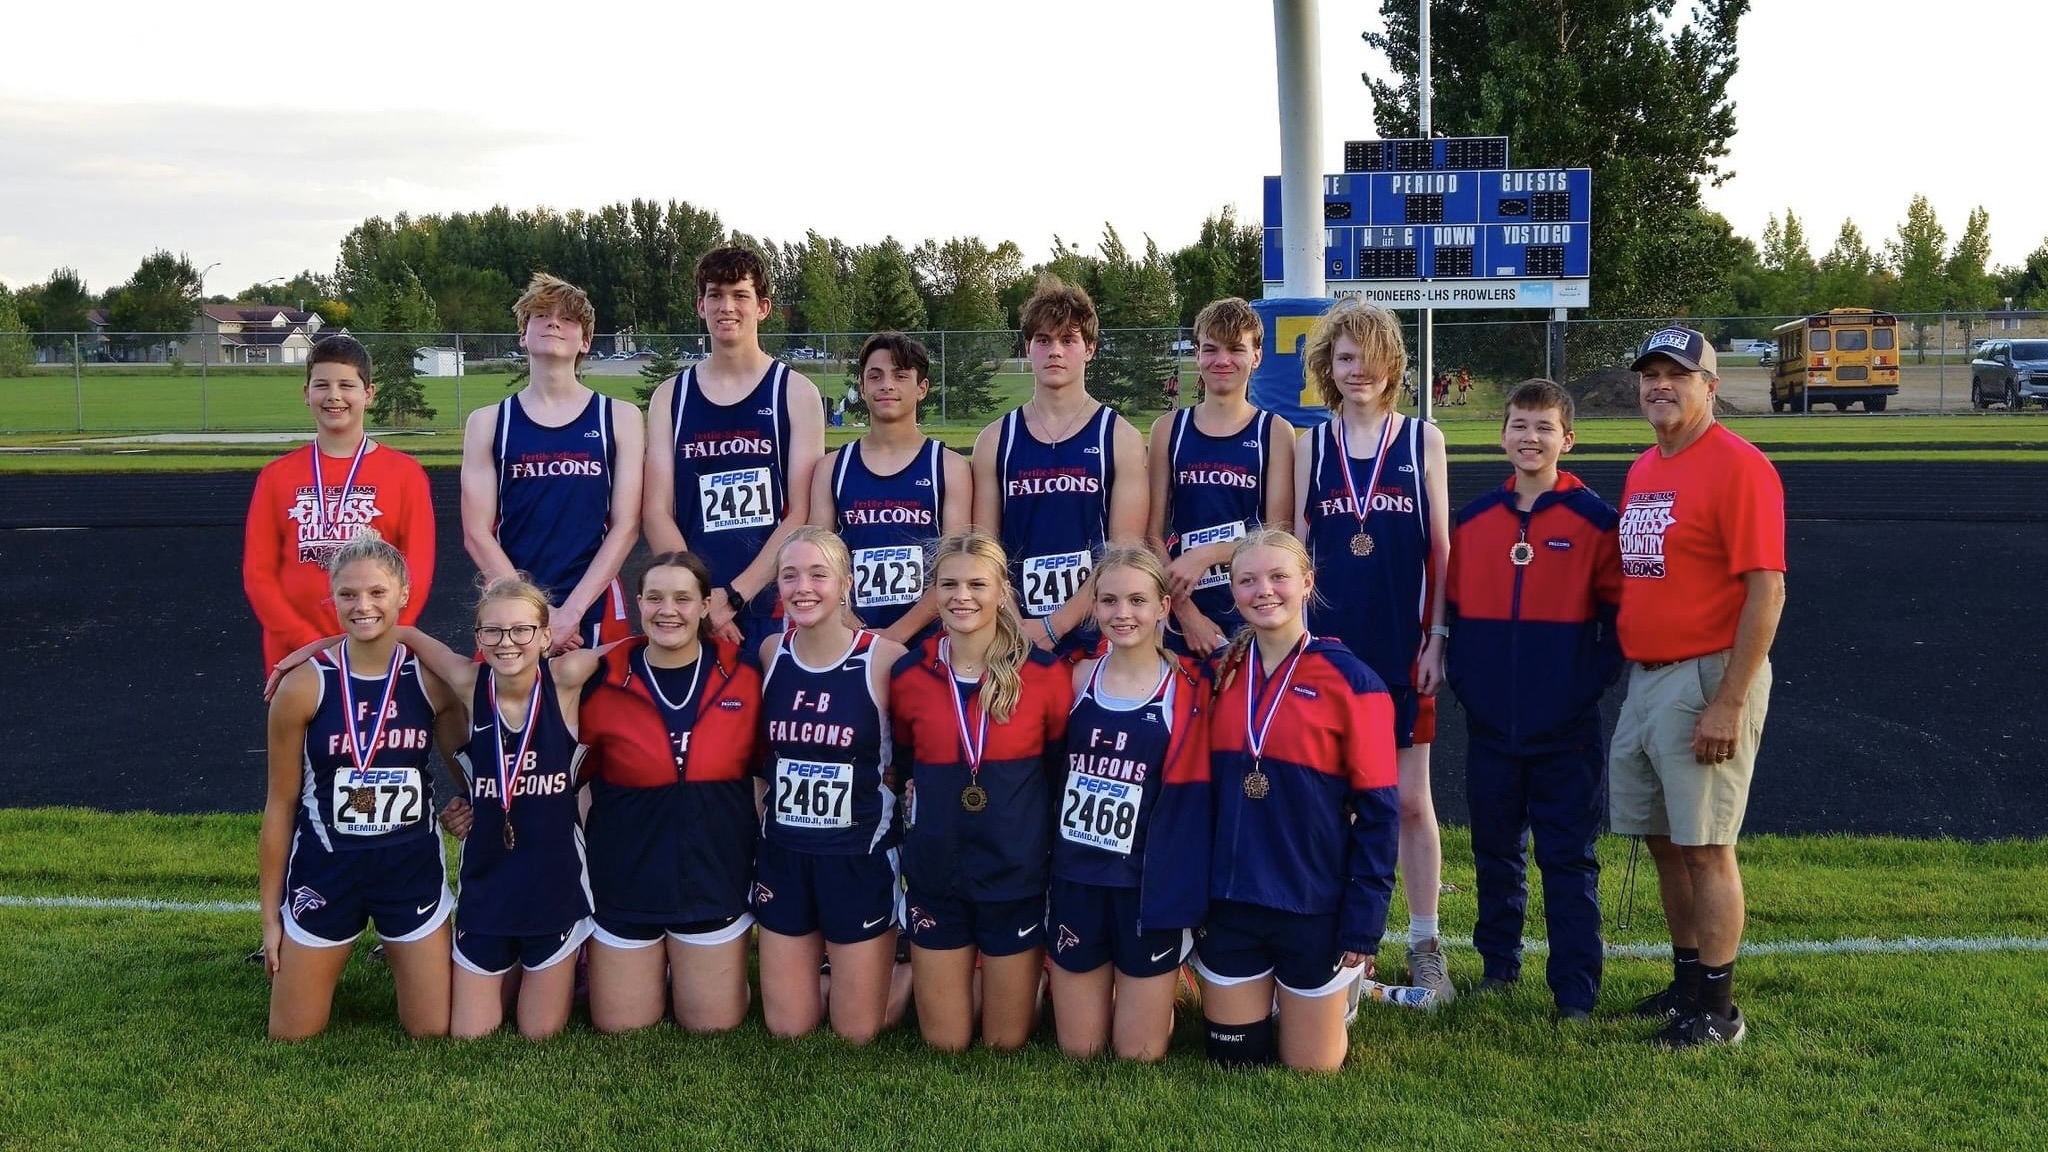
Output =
[{"x1": 475, "y1": 624, "x2": 541, "y2": 645}]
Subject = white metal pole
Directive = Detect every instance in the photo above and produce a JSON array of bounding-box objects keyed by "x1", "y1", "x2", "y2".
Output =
[
  {"x1": 1418, "y1": 0, "x2": 1435, "y2": 422},
  {"x1": 1273, "y1": 0, "x2": 1325, "y2": 299}
]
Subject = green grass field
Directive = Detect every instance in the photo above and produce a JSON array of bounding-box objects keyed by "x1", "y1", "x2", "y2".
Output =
[
  {"x1": 2, "y1": 809, "x2": 2043, "y2": 1150},
  {"x1": 2, "y1": 366, "x2": 2044, "y2": 473}
]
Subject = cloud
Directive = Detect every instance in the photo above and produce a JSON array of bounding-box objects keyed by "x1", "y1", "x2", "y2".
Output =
[{"x1": 0, "y1": 99, "x2": 563, "y2": 292}]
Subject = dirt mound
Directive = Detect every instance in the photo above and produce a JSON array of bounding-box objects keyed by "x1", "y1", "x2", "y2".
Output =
[{"x1": 1568, "y1": 368, "x2": 1742, "y2": 416}]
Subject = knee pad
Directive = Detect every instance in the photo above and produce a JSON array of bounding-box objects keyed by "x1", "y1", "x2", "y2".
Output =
[{"x1": 1204, "y1": 1016, "x2": 1275, "y2": 1068}]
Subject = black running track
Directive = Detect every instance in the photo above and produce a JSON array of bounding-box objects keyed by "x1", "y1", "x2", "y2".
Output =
[{"x1": 3, "y1": 462, "x2": 2045, "y2": 838}]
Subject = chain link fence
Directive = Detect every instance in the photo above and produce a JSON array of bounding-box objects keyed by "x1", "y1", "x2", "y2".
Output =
[{"x1": 4, "y1": 313, "x2": 2042, "y2": 434}]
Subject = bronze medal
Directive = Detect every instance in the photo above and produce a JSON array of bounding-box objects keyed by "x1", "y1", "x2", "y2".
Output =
[
  {"x1": 1243, "y1": 766, "x2": 1271, "y2": 800},
  {"x1": 1350, "y1": 532, "x2": 1375, "y2": 557},
  {"x1": 960, "y1": 783, "x2": 990, "y2": 813},
  {"x1": 501, "y1": 818, "x2": 517, "y2": 851},
  {"x1": 349, "y1": 786, "x2": 378, "y2": 816},
  {"x1": 1509, "y1": 540, "x2": 1535, "y2": 567}
]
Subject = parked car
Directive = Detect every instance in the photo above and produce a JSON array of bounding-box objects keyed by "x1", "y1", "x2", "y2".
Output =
[
  {"x1": 785, "y1": 346, "x2": 821, "y2": 360},
  {"x1": 1970, "y1": 340, "x2": 2048, "y2": 410},
  {"x1": 1170, "y1": 338, "x2": 1194, "y2": 355},
  {"x1": 1731, "y1": 339, "x2": 1774, "y2": 355}
]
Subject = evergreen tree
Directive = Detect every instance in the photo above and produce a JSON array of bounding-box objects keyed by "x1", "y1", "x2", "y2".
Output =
[{"x1": 354, "y1": 269, "x2": 441, "y2": 426}]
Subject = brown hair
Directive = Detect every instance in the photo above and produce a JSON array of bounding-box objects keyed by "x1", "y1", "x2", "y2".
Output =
[
  {"x1": 306, "y1": 333, "x2": 373, "y2": 386},
  {"x1": 695, "y1": 245, "x2": 771, "y2": 300},
  {"x1": 1018, "y1": 273, "x2": 1098, "y2": 349},
  {"x1": 927, "y1": 529, "x2": 1030, "y2": 723},
  {"x1": 858, "y1": 331, "x2": 932, "y2": 383},
  {"x1": 1192, "y1": 297, "x2": 1262, "y2": 351},
  {"x1": 639, "y1": 551, "x2": 716, "y2": 646},
  {"x1": 1305, "y1": 299, "x2": 1408, "y2": 412},
  {"x1": 1502, "y1": 378, "x2": 1575, "y2": 432},
  {"x1": 513, "y1": 273, "x2": 597, "y2": 369}
]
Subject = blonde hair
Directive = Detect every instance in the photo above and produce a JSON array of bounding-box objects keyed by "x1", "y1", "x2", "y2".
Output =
[
  {"x1": 326, "y1": 527, "x2": 408, "y2": 590},
  {"x1": 927, "y1": 529, "x2": 1031, "y2": 723},
  {"x1": 778, "y1": 525, "x2": 855, "y2": 619},
  {"x1": 1305, "y1": 299, "x2": 1408, "y2": 412},
  {"x1": 476, "y1": 573, "x2": 551, "y2": 628},
  {"x1": 1218, "y1": 528, "x2": 1316, "y2": 679},
  {"x1": 1192, "y1": 297, "x2": 1262, "y2": 351},
  {"x1": 1091, "y1": 544, "x2": 1171, "y2": 660},
  {"x1": 513, "y1": 272, "x2": 598, "y2": 366}
]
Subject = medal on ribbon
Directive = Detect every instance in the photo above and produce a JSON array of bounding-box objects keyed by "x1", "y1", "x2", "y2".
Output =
[
  {"x1": 941, "y1": 640, "x2": 992, "y2": 813},
  {"x1": 1335, "y1": 417, "x2": 1396, "y2": 559},
  {"x1": 1509, "y1": 528, "x2": 1535, "y2": 567},
  {"x1": 1242, "y1": 633, "x2": 1310, "y2": 800},
  {"x1": 309, "y1": 436, "x2": 372, "y2": 544},
  {"x1": 335, "y1": 641, "x2": 405, "y2": 823},
  {"x1": 490, "y1": 672, "x2": 541, "y2": 851}
]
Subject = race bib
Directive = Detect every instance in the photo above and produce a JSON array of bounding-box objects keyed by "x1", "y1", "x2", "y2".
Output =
[
  {"x1": 1021, "y1": 551, "x2": 1090, "y2": 617},
  {"x1": 773, "y1": 758, "x2": 854, "y2": 829},
  {"x1": 331, "y1": 766, "x2": 425, "y2": 836},
  {"x1": 1181, "y1": 520, "x2": 1247, "y2": 591},
  {"x1": 699, "y1": 467, "x2": 775, "y2": 533},
  {"x1": 852, "y1": 545, "x2": 923, "y2": 609},
  {"x1": 1058, "y1": 770, "x2": 1143, "y2": 856}
]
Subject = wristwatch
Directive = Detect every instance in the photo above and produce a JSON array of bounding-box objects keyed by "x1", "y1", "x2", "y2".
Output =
[{"x1": 724, "y1": 584, "x2": 750, "y2": 614}]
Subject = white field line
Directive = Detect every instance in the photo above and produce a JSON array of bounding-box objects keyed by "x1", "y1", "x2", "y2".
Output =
[{"x1": 4, "y1": 895, "x2": 2046, "y2": 958}]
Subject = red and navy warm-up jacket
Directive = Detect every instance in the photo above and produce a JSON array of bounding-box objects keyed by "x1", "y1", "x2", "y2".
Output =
[
  {"x1": 1067, "y1": 653, "x2": 1214, "y2": 934},
  {"x1": 890, "y1": 637, "x2": 1072, "y2": 903},
  {"x1": 1446, "y1": 473, "x2": 1623, "y2": 755},
  {"x1": 1208, "y1": 638, "x2": 1399, "y2": 956},
  {"x1": 576, "y1": 636, "x2": 764, "y2": 926}
]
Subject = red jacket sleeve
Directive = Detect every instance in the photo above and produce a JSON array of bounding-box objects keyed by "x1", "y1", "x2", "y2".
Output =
[{"x1": 243, "y1": 462, "x2": 310, "y2": 645}]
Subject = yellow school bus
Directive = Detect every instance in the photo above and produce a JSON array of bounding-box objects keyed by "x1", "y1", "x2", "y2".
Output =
[{"x1": 1769, "y1": 308, "x2": 1902, "y2": 413}]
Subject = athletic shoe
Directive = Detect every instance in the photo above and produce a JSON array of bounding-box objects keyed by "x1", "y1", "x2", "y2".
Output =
[
  {"x1": 1405, "y1": 938, "x2": 1456, "y2": 1004},
  {"x1": 1477, "y1": 974, "x2": 1519, "y2": 994},
  {"x1": 1630, "y1": 983, "x2": 1687, "y2": 1022},
  {"x1": 1555, "y1": 1006, "x2": 1593, "y2": 1024},
  {"x1": 1657, "y1": 1002, "x2": 1745, "y2": 1049}
]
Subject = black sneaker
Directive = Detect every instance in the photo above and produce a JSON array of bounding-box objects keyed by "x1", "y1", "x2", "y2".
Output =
[
  {"x1": 1555, "y1": 1006, "x2": 1593, "y2": 1024},
  {"x1": 1630, "y1": 983, "x2": 1687, "y2": 1021},
  {"x1": 1477, "y1": 975, "x2": 1520, "y2": 994},
  {"x1": 1657, "y1": 1002, "x2": 1744, "y2": 1049}
]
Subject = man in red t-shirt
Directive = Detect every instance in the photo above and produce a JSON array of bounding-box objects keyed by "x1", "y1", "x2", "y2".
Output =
[
  {"x1": 1610, "y1": 326, "x2": 1785, "y2": 1049},
  {"x1": 243, "y1": 334, "x2": 435, "y2": 673}
]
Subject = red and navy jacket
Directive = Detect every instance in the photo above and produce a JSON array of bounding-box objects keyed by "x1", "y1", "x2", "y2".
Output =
[
  {"x1": 890, "y1": 636, "x2": 1072, "y2": 903},
  {"x1": 576, "y1": 636, "x2": 764, "y2": 926},
  {"x1": 1057, "y1": 653, "x2": 1214, "y2": 933},
  {"x1": 1446, "y1": 472, "x2": 1622, "y2": 755},
  {"x1": 1208, "y1": 637, "x2": 1399, "y2": 955}
]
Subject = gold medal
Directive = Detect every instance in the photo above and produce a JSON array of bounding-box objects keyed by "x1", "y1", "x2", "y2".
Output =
[
  {"x1": 349, "y1": 786, "x2": 378, "y2": 816},
  {"x1": 1351, "y1": 532, "x2": 1375, "y2": 557},
  {"x1": 502, "y1": 818, "x2": 517, "y2": 851},
  {"x1": 1509, "y1": 540, "x2": 1535, "y2": 567},
  {"x1": 1243, "y1": 767, "x2": 1271, "y2": 800},
  {"x1": 961, "y1": 783, "x2": 989, "y2": 813}
]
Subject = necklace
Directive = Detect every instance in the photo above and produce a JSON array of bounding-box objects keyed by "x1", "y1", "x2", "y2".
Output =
[{"x1": 1030, "y1": 399, "x2": 1096, "y2": 445}]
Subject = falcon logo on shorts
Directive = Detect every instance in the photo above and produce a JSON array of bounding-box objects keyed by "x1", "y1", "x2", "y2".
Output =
[
  {"x1": 290, "y1": 886, "x2": 327, "y2": 917},
  {"x1": 751, "y1": 882, "x2": 775, "y2": 906},
  {"x1": 908, "y1": 906, "x2": 937, "y2": 932},
  {"x1": 1055, "y1": 924, "x2": 1081, "y2": 954}
]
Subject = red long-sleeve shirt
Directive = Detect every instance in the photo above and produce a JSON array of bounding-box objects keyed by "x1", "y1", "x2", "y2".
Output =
[{"x1": 243, "y1": 442, "x2": 435, "y2": 671}]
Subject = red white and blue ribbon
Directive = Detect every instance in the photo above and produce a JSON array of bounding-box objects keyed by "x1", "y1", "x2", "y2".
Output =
[
  {"x1": 1244, "y1": 632, "x2": 1311, "y2": 765},
  {"x1": 336, "y1": 642, "x2": 406, "y2": 784},
  {"x1": 489, "y1": 672, "x2": 542, "y2": 819},
  {"x1": 1334, "y1": 416, "x2": 1395, "y2": 533},
  {"x1": 309, "y1": 436, "x2": 371, "y2": 539}
]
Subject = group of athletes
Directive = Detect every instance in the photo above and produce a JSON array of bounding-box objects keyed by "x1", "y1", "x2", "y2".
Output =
[{"x1": 245, "y1": 246, "x2": 1763, "y2": 1069}]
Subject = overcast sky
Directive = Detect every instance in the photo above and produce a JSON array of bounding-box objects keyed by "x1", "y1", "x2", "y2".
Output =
[{"x1": 2, "y1": 1, "x2": 2040, "y2": 300}]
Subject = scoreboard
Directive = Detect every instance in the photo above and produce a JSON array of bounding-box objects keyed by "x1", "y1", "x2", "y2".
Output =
[{"x1": 1263, "y1": 139, "x2": 1592, "y2": 307}]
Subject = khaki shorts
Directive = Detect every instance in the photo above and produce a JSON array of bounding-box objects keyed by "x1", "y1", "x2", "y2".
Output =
[{"x1": 1608, "y1": 651, "x2": 1772, "y2": 846}]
